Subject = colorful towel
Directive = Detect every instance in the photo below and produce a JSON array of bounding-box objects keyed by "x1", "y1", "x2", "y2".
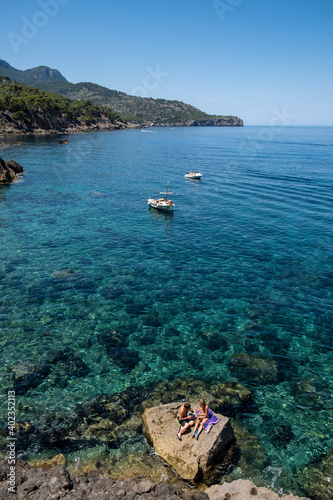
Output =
[{"x1": 203, "y1": 409, "x2": 219, "y2": 433}]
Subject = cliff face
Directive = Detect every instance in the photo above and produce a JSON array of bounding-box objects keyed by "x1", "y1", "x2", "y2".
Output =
[{"x1": 0, "y1": 109, "x2": 127, "y2": 135}]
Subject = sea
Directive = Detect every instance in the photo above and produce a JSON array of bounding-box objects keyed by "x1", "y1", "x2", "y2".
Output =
[{"x1": 0, "y1": 126, "x2": 332, "y2": 493}]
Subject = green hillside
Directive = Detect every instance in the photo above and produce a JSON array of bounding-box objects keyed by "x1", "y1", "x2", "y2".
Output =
[{"x1": 0, "y1": 76, "x2": 124, "y2": 132}]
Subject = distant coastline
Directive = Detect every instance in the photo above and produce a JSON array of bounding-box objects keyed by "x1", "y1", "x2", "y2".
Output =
[{"x1": 0, "y1": 59, "x2": 243, "y2": 133}]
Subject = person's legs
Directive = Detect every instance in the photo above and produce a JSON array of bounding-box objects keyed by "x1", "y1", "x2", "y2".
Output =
[
  {"x1": 191, "y1": 418, "x2": 201, "y2": 437},
  {"x1": 196, "y1": 418, "x2": 208, "y2": 439},
  {"x1": 177, "y1": 422, "x2": 188, "y2": 439}
]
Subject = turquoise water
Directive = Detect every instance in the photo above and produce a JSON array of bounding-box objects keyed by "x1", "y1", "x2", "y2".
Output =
[{"x1": 0, "y1": 126, "x2": 332, "y2": 489}]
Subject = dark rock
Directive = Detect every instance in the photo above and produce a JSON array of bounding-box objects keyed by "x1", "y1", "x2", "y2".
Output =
[
  {"x1": 97, "y1": 329, "x2": 128, "y2": 350},
  {"x1": 0, "y1": 157, "x2": 23, "y2": 184},
  {"x1": 201, "y1": 330, "x2": 228, "y2": 352},
  {"x1": 229, "y1": 352, "x2": 279, "y2": 384},
  {"x1": 9, "y1": 361, "x2": 51, "y2": 395},
  {"x1": 97, "y1": 329, "x2": 140, "y2": 372},
  {"x1": 100, "y1": 286, "x2": 124, "y2": 299},
  {"x1": 51, "y1": 350, "x2": 91, "y2": 378},
  {"x1": 59, "y1": 139, "x2": 69, "y2": 144},
  {"x1": 269, "y1": 423, "x2": 295, "y2": 447}
]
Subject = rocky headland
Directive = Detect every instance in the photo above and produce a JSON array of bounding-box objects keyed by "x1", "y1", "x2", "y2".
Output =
[{"x1": 0, "y1": 157, "x2": 23, "y2": 184}]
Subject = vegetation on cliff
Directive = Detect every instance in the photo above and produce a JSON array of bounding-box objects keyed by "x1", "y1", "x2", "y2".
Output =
[{"x1": 0, "y1": 76, "x2": 124, "y2": 133}]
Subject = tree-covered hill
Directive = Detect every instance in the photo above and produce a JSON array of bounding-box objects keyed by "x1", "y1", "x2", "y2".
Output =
[
  {"x1": 0, "y1": 60, "x2": 243, "y2": 127},
  {"x1": 0, "y1": 76, "x2": 126, "y2": 133}
]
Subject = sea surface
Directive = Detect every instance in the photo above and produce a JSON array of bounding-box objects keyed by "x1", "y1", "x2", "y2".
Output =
[{"x1": 0, "y1": 126, "x2": 332, "y2": 492}]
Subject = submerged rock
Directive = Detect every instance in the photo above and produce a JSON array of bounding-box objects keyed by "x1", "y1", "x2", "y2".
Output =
[
  {"x1": 299, "y1": 446, "x2": 333, "y2": 500},
  {"x1": 229, "y1": 352, "x2": 279, "y2": 384},
  {"x1": 97, "y1": 329, "x2": 140, "y2": 372},
  {"x1": 9, "y1": 361, "x2": 51, "y2": 395},
  {"x1": 141, "y1": 402, "x2": 235, "y2": 482},
  {"x1": 51, "y1": 350, "x2": 91, "y2": 378},
  {"x1": 209, "y1": 381, "x2": 255, "y2": 416},
  {"x1": 29, "y1": 453, "x2": 67, "y2": 470}
]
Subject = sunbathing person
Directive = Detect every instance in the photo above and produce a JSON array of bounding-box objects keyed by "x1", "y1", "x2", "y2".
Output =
[
  {"x1": 191, "y1": 399, "x2": 210, "y2": 440},
  {"x1": 177, "y1": 402, "x2": 196, "y2": 440}
]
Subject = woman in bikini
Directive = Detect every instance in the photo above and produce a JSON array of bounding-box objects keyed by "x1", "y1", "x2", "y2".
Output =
[{"x1": 191, "y1": 399, "x2": 209, "y2": 440}]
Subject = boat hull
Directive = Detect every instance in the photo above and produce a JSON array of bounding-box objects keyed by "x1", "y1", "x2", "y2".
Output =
[
  {"x1": 184, "y1": 173, "x2": 202, "y2": 179},
  {"x1": 147, "y1": 199, "x2": 174, "y2": 211}
]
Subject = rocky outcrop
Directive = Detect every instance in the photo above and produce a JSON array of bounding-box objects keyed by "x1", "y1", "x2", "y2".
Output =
[
  {"x1": 206, "y1": 479, "x2": 309, "y2": 500},
  {"x1": 0, "y1": 459, "x2": 209, "y2": 500},
  {"x1": 141, "y1": 402, "x2": 235, "y2": 482},
  {"x1": 0, "y1": 157, "x2": 23, "y2": 184}
]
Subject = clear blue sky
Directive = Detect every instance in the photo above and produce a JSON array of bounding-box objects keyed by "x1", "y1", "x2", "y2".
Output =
[{"x1": 1, "y1": 0, "x2": 332, "y2": 125}]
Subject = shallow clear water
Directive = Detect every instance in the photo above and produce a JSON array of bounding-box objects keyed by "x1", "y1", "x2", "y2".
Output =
[{"x1": 0, "y1": 126, "x2": 332, "y2": 489}]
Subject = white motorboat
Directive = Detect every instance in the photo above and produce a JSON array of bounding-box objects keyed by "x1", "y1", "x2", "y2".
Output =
[
  {"x1": 184, "y1": 171, "x2": 202, "y2": 179},
  {"x1": 148, "y1": 184, "x2": 175, "y2": 211}
]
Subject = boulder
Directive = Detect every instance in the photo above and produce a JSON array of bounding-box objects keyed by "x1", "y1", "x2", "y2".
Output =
[
  {"x1": 59, "y1": 139, "x2": 69, "y2": 144},
  {"x1": 141, "y1": 402, "x2": 235, "y2": 482},
  {"x1": 0, "y1": 157, "x2": 23, "y2": 184},
  {"x1": 205, "y1": 479, "x2": 310, "y2": 499}
]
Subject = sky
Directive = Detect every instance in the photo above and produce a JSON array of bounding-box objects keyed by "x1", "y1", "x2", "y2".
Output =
[{"x1": 1, "y1": 0, "x2": 332, "y2": 125}]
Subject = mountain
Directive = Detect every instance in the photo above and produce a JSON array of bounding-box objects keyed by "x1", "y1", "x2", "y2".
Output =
[
  {"x1": 0, "y1": 59, "x2": 67, "y2": 85},
  {"x1": 0, "y1": 60, "x2": 243, "y2": 127},
  {"x1": 0, "y1": 76, "x2": 127, "y2": 134}
]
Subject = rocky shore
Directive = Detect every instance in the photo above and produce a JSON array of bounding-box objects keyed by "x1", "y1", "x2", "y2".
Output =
[
  {"x1": 0, "y1": 157, "x2": 23, "y2": 183},
  {"x1": 0, "y1": 459, "x2": 310, "y2": 500},
  {"x1": 0, "y1": 371, "x2": 321, "y2": 498}
]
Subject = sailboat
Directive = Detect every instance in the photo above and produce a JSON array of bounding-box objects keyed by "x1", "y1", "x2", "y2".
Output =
[{"x1": 147, "y1": 183, "x2": 175, "y2": 211}]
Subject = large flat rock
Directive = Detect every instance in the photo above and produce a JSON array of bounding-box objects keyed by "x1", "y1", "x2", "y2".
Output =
[{"x1": 141, "y1": 402, "x2": 235, "y2": 482}]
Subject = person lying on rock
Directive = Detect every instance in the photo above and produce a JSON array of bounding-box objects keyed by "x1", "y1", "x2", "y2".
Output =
[
  {"x1": 177, "y1": 402, "x2": 196, "y2": 440},
  {"x1": 191, "y1": 399, "x2": 210, "y2": 440}
]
